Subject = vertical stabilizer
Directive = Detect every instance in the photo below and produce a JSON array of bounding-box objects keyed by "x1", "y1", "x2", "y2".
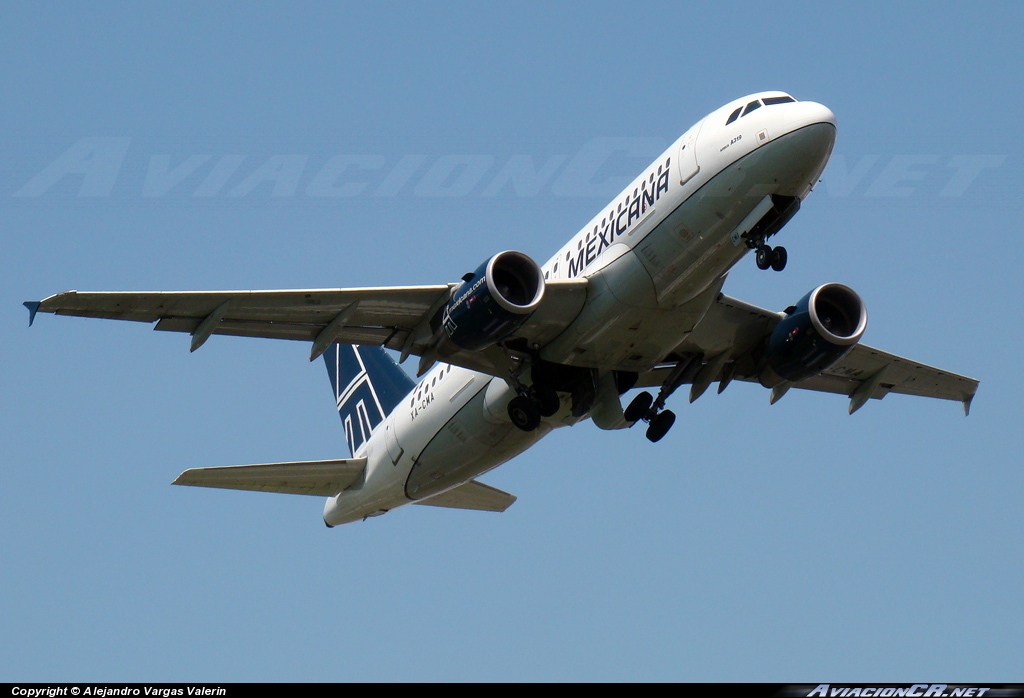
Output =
[{"x1": 323, "y1": 345, "x2": 415, "y2": 457}]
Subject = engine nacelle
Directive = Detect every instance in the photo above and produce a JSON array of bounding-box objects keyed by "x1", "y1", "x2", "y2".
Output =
[
  {"x1": 442, "y1": 250, "x2": 545, "y2": 351},
  {"x1": 764, "y1": 283, "x2": 867, "y2": 383}
]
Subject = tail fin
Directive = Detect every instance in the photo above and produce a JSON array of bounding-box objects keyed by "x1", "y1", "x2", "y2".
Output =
[{"x1": 323, "y1": 344, "x2": 416, "y2": 456}]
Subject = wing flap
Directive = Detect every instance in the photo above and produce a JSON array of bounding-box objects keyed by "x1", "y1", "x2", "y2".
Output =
[
  {"x1": 173, "y1": 458, "x2": 367, "y2": 496},
  {"x1": 413, "y1": 479, "x2": 517, "y2": 513}
]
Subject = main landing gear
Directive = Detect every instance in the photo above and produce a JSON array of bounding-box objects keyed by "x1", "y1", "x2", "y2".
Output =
[
  {"x1": 507, "y1": 383, "x2": 560, "y2": 432},
  {"x1": 623, "y1": 355, "x2": 700, "y2": 443},
  {"x1": 755, "y1": 243, "x2": 787, "y2": 272},
  {"x1": 625, "y1": 391, "x2": 676, "y2": 443}
]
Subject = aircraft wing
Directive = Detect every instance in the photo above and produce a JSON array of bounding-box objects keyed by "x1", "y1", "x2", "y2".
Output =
[
  {"x1": 639, "y1": 294, "x2": 979, "y2": 414},
  {"x1": 173, "y1": 458, "x2": 367, "y2": 496},
  {"x1": 25, "y1": 279, "x2": 589, "y2": 377}
]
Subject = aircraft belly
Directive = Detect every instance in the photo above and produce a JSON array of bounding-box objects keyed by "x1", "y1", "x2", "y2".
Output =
[
  {"x1": 541, "y1": 249, "x2": 656, "y2": 366},
  {"x1": 541, "y1": 281, "x2": 724, "y2": 371},
  {"x1": 405, "y1": 386, "x2": 547, "y2": 501}
]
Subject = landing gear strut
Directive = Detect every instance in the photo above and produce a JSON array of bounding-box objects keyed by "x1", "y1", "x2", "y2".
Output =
[{"x1": 625, "y1": 355, "x2": 700, "y2": 443}]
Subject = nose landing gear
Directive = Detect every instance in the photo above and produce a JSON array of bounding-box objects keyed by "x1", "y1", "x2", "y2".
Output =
[
  {"x1": 755, "y1": 243, "x2": 787, "y2": 271},
  {"x1": 741, "y1": 194, "x2": 799, "y2": 272}
]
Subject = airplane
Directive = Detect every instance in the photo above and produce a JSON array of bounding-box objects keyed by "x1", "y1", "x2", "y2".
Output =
[{"x1": 24, "y1": 91, "x2": 979, "y2": 527}]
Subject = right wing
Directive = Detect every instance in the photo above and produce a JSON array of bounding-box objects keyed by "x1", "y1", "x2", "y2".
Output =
[{"x1": 173, "y1": 458, "x2": 367, "y2": 496}]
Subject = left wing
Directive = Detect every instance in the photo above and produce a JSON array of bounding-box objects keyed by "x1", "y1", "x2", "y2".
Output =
[
  {"x1": 640, "y1": 293, "x2": 979, "y2": 414},
  {"x1": 27, "y1": 286, "x2": 453, "y2": 347},
  {"x1": 25, "y1": 280, "x2": 588, "y2": 378}
]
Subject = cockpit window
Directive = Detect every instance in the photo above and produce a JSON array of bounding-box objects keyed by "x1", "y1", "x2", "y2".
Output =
[{"x1": 728, "y1": 96, "x2": 795, "y2": 125}]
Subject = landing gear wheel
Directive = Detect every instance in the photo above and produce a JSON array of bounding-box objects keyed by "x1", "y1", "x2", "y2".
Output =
[
  {"x1": 770, "y1": 245, "x2": 788, "y2": 272},
  {"x1": 508, "y1": 396, "x2": 541, "y2": 432},
  {"x1": 645, "y1": 409, "x2": 676, "y2": 443},
  {"x1": 532, "y1": 384, "x2": 560, "y2": 418},
  {"x1": 755, "y1": 245, "x2": 773, "y2": 270},
  {"x1": 624, "y1": 391, "x2": 654, "y2": 423}
]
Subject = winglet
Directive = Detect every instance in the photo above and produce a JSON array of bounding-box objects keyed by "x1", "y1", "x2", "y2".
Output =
[
  {"x1": 963, "y1": 392, "x2": 975, "y2": 417},
  {"x1": 23, "y1": 301, "x2": 41, "y2": 327}
]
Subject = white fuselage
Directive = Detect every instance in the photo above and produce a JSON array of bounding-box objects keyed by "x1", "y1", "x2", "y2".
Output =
[{"x1": 324, "y1": 92, "x2": 836, "y2": 526}]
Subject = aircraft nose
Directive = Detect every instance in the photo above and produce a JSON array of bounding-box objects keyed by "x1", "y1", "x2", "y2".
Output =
[{"x1": 784, "y1": 101, "x2": 837, "y2": 131}]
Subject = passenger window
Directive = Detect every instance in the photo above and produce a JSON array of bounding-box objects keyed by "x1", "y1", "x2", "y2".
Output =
[
  {"x1": 742, "y1": 100, "x2": 761, "y2": 116},
  {"x1": 725, "y1": 107, "x2": 742, "y2": 125}
]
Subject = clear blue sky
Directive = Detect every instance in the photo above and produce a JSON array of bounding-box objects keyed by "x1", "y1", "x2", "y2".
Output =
[{"x1": 2, "y1": 1, "x2": 1022, "y2": 681}]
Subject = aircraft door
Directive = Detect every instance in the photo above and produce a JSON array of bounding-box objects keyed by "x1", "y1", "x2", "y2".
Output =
[{"x1": 678, "y1": 119, "x2": 703, "y2": 185}]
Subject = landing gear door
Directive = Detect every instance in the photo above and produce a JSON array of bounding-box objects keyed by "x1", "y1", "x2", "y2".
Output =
[{"x1": 678, "y1": 118, "x2": 703, "y2": 186}]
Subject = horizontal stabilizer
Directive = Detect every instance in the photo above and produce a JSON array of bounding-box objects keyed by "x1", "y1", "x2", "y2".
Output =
[
  {"x1": 173, "y1": 458, "x2": 366, "y2": 496},
  {"x1": 414, "y1": 479, "x2": 517, "y2": 513}
]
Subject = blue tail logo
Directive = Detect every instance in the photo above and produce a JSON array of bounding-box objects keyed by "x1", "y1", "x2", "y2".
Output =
[{"x1": 323, "y1": 345, "x2": 416, "y2": 456}]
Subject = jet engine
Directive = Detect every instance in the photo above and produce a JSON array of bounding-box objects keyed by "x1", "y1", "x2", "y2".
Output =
[
  {"x1": 441, "y1": 250, "x2": 545, "y2": 351},
  {"x1": 763, "y1": 283, "x2": 867, "y2": 383}
]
